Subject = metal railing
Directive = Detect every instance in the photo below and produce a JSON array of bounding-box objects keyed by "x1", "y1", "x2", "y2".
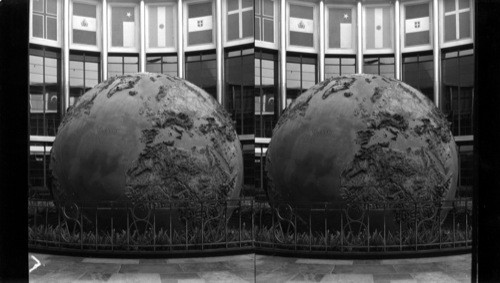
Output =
[{"x1": 28, "y1": 197, "x2": 472, "y2": 257}]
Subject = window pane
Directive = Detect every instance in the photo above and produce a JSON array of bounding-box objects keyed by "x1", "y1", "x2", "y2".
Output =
[
  {"x1": 107, "y1": 56, "x2": 122, "y2": 63},
  {"x1": 365, "y1": 6, "x2": 392, "y2": 49},
  {"x1": 111, "y1": 6, "x2": 136, "y2": 47},
  {"x1": 33, "y1": 14, "x2": 44, "y2": 38},
  {"x1": 444, "y1": 0, "x2": 455, "y2": 13},
  {"x1": 255, "y1": 17, "x2": 261, "y2": 40},
  {"x1": 124, "y1": 63, "x2": 138, "y2": 74},
  {"x1": 329, "y1": 8, "x2": 354, "y2": 49},
  {"x1": 263, "y1": 0, "x2": 273, "y2": 16},
  {"x1": 242, "y1": 0, "x2": 253, "y2": 9},
  {"x1": 124, "y1": 56, "x2": 138, "y2": 63},
  {"x1": 341, "y1": 65, "x2": 355, "y2": 75},
  {"x1": 33, "y1": 0, "x2": 44, "y2": 13},
  {"x1": 146, "y1": 63, "x2": 161, "y2": 73},
  {"x1": 263, "y1": 18, "x2": 274, "y2": 43},
  {"x1": 227, "y1": 13, "x2": 239, "y2": 41},
  {"x1": 70, "y1": 61, "x2": 84, "y2": 87},
  {"x1": 46, "y1": 17, "x2": 57, "y2": 40},
  {"x1": 188, "y1": 2, "x2": 213, "y2": 46},
  {"x1": 444, "y1": 15, "x2": 456, "y2": 42},
  {"x1": 73, "y1": 2, "x2": 97, "y2": 45},
  {"x1": 459, "y1": 0, "x2": 470, "y2": 9},
  {"x1": 46, "y1": 0, "x2": 57, "y2": 15},
  {"x1": 45, "y1": 58, "x2": 58, "y2": 84},
  {"x1": 242, "y1": 10, "x2": 253, "y2": 38},
  {"x1": 289, "y1": 4, "x2": 314, "y2": 47},
  {"x1": 148, "y1": 5, "x2": 175, "y2": 48},
  {"x1": 228, "y1": 0, "x2": 238, "y2": 11},
  {"x1": 255, "y1": 0, "x2": 261, "y2": 14},
  {"x1": 459, "y1": 11, "x2": 471, "y2": 39}
]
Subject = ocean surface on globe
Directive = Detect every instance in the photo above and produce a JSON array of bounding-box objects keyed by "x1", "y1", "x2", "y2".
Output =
[
  {"x1": 50, "y1": 73, "x2": 243, "y2": 211},
  {"x1": 266, "y1": 74, "x2": 458, "y2": 222}
]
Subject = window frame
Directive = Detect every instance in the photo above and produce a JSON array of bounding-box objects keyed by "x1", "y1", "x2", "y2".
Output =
[
  {"x1": 222, "y1": 0, "x2": 254, "y2": 47},
  {"x1": 69, "y1": 0, "x2": 102, "y2": 52},
  {"x1": 362, "y1": 3, "x2": 395, "y2": 55},
  {"x1": 107, "y1": 53, "x2": 140, "y2": 77},
  {"x1": 68, "y1": 51, "x2": 101, "y2": 106},
  {"x1": 325, "y1": 3, "x2": 357, "y2": 55},
  {"x1": 145, "y1": 2, "x2": 177, "y2": 53},
  {"x1": 286, "y1": 0, "x2": 319, "y2": 54},
  {"x1": 107, "y1": 2, "x2": 140, "y2": 53},
  {"x1": 145, "y1": 53, "x2": 179, "y2": 76},
  {"x1": 440, "y1": 0, "x2": 474, "y2": 48},
  {"x1": 400, "y1": 0, "x2": 433, "y2": 53},
  {"x1": 183, "y1": 0, "x2": 216, "y2": 52},
  {"x1": 29, "y1": 0, "x2": 63, "y2": 47},
  {"x1": 255, "y1": 0, "x2": 279, "y2": 50}
]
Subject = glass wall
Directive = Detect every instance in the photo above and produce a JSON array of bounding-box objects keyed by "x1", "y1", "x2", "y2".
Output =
[
  {"x1": 441, "y1": 46, "x2": 474, "y2": 136},
  {"x1": 146, "y1": 54, "x2": 178, "y2": 77},
  {"x1": 29, "y1": 46, "x2": 61, "y2": 136},
  {"x1": 363, "y1": 55, "x2": 395, "y2": 78},
  {"x1": 286, "y1": 53, "x2": 317, "y2": 107},
  {"x1": 69, "y1": 52, "x2": 100, "y2": 107},
  {"x1": 255, "y1": 49, "x2": 278, "y2": 138},
  {"x1": 402, "y1": 52, "x2": 434, "y2": 101},
  {"x1": 107, "y1": 55, "x2": 139, "y2": 77},
  {"x1": 185, "y1": 51, "x2": 217, "y2": 98}
]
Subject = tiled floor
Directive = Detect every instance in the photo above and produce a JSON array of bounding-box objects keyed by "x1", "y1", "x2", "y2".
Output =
[{"x1": 28, "y1": 252, "x2": 471, "y2": 282}]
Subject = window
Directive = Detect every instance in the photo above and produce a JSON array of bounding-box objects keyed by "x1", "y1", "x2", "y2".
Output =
[
  {"x1": 286, "y1": 54, "x2": 317, "y2": 107},
  {"x1": 146, "y1": 3, "x2": 176, "y2": 51},
  {"x1": 71, "y1": 1, "x2": 99, "y2": 48},
  {"x1": 458, "y1": 144, "x2": 473, "y2": 196},
  {"x1": 107, "y1": 55, "x2": 139, "y2": 77},
  {"x1": 255, "y1": 0, "x2": 276, "y2": 48},
  {"x1": 29, "y1": 46, "x2": 61, "y2": 136},
  {"x1": 402, "y1": 52, "x2": 434, "y2": 102},
  {"x1": 185, "y1": 1, "x2": 214, "y2": 49},
  {"x1": 109, "y1": 4, "x2": 138, "y2": 50},
  {"x1": 225, "y1": 47, "x2": 254, "y2": 135},
  {"x1": 441, "y1": 46, "x2": 474, "y2": 136},
  {"x1": 185, "y1": 51, "x2": 217, "y2": 98},
  {"x1": 225, "y1": 0, "x2": 253, "y2": 43},
  {"x1": 146, "y1": 55, "x2": 178, "y2": 77},
  {"x1": 363, "y1": 5, "x2": 393, "y2": 53},
  {"x1": 255, "y1": 49, "x2": 278, "y2": 138},
  {"x1": 363, "y1": 55, "x2": 395, "y2": 78},
  {"x1": 69, "y1": 52, "x2": 100, "y2": 107},
  {"x1": 287, "y1": 2, "x2": 317, "y2": 51},
  {"x1": 402, "y1": 1, "x2": 432, "y2": 50},
  {"x1": 443, "y1": 0, "x2": 472, "y2": 45},
  {"x1": 324, "y1": 56, "x2": 356, "y2": 79},
  {"x1": 326, "y1": 5, "x2": 356, "y2": 53},
  {"x1": 31, "y1": 0, "x2": 60, "y2": 45}
]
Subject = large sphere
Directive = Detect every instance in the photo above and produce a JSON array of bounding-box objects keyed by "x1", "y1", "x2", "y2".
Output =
[
  {"x1": 266, "y1": 74, "x2": 458, "y2": 221},
  {"x1": 50, "y1": 73, "x2": 243, "y2": 209}
]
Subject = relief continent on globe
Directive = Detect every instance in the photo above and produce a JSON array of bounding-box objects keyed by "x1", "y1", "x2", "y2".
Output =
[
  {"x1": 266, "y1": 74, "x2": 458, "y2": 212},
  {"x1": 50, "y1": 73, "x2": 243, "y2": 208}
]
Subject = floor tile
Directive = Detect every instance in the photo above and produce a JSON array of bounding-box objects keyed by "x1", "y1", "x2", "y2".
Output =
[
  {"x1": 332, "y1": 264, "x2": 397, "y2": 275},
  {"x1": 372, "y1": 273, "x2": 414, "y2": 283},
  {"x1": 295, "y1": 259, "x2": 353, "y2": 265},
  {"x1": 393, "y1": 263, "x2": 445, "y2": 274},
  {"x1": 276, "y1": 262, "x2": 335, "y2": 274},
  {"x1": 320, "y1": 274, "x2": 374, "y2": 283},
  {"x1": 107, "y1": 272, "x2": 162, "y2": 283},
  {"x1": 120, "y1": 263, "x2": 183, "y2": 273},
  {"x1": 411, "y1": 272, "x2": 460, "y2": 283},
  {"x1": 256, "y1": 271, "x2": 296, "y2": 283},
  {"x1": 178, "y1": 262, "x2": 230, "y2": 272},
  {"x1": 83, "y1": 258, "x2": 140, "y2": 264},
  {"x1": 287, "y1": 272, "x2": 326, "y2": 282},
  {"x1": 199, "y1": 271, "x2": 248, "y2": 283},
  {"x1": 78, "y1": 271, "x2": 113, "y2": 281},
  {"x1": 160, "y1": 272, "x2": 203, "y2": 283}
]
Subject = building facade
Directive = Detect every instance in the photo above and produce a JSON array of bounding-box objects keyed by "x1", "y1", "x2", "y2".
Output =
[{"x1": 28, "y1": 0, "x2": 474, "y2": 198}]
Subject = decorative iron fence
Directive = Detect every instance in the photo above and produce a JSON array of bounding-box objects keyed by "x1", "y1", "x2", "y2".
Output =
[{"x1": 28, "y1": 197, "x2": 472, "y2": 257}]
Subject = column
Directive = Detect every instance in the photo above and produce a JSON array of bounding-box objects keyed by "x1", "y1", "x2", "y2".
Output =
[
  {"x1": 102, "y1": 0, "x2": 108, "y2": 80},
  {"x1": 394, "y1": 0, "x2": 401, "y2": 80},
  {"x1": 62, "y1": 0, "x2": 70, "y2": 114},
  {"x1": 140, "y1": 0, "x2": 146, "y2": 72},
  {"x1": 177, "y1": 0, "x2": 184, "y2": 78},
  {"x1": 280, "y1": 0, "x2": 286, "y2": 113},
  {"x1": 433, "y1": 0, "x2": 440, "y2": 107},
  {"x1": 216, "y1": 0, "x2": 223, "y2": 104},
  {"x1": 319, "y1": 0, "x2": 325, "y2": 82},
  {"x1": 356, "y1": 0, "x2": 362, "y2": 73}
]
